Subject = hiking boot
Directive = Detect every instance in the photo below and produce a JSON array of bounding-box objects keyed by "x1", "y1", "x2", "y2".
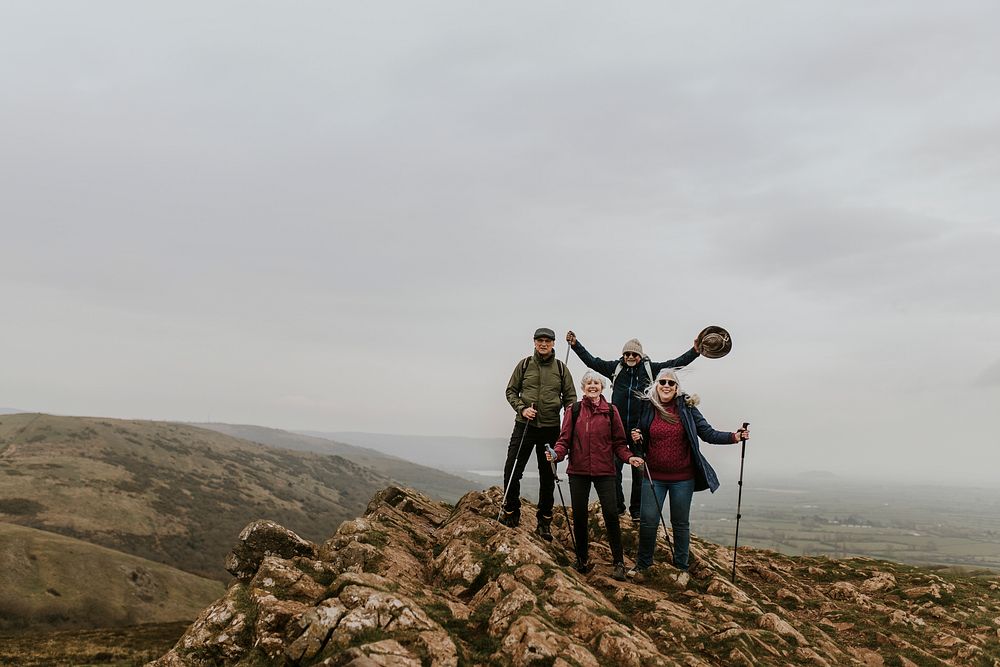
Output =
[
  {"x1": 534, "y1": 516, "x2": 553, "y2": 541},
  {"x1": 627, "y1": 567, "x2": 647, "y2": 583},
  {"x1": 500, "y1": 511, "x2": 520, "y2": 528},
  {"x1": 574, "y1": 559, "x2": 591, "y2": 574},
  {"x1": 612, "y1": 562, "x2": 627, "y2": 581}
]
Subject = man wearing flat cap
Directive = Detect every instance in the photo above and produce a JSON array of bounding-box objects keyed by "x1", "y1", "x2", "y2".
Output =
[{"x1": 502, "y1": 327, "x2": 576, "y2": 538}]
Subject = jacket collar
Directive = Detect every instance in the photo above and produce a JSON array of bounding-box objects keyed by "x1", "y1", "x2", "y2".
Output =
[{"x1": 533, "y1": 351, "x2": 555, "y2": 364}]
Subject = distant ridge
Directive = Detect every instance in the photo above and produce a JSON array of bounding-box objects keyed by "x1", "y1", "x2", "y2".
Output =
[
  {"x1": 195, "y1": 423, "x2": 477, "y2": 501},
  {"x1": 302, "y1": 430, "x2": 503, "y2": 473}
]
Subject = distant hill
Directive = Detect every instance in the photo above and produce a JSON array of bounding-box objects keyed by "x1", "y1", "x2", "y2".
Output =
[
  {"x1": 302, "y1": 430, "x2": 504, "y2": 474},
  {"x1": 0, "y1": 408, "x2": 26, "y2": 415},
  {"x1": 195, "y1": 423, "x2": 476, "y2": 501},
  {"x1": 0, "y1": 521, "x2": 224, "y2": 631},
  {"x1": 0, "y1": 413, "x2": 395, "y2": 580}
]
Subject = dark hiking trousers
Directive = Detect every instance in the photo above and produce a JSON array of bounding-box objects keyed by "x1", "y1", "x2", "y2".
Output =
[
  {"x1": 502, "y1": 421, "x2": 559, "y2": 520},
  {"x1": 568, "y1": 474, "x2": 624, "y2": 566},
  {"x1": 616, "y1": 459, "x2": 644, "y2": 516}
]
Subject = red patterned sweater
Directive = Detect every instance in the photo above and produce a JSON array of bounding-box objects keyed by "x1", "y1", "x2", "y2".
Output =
[{"x1": 646, "y1": 408, "x2": 695, "y2": 481}]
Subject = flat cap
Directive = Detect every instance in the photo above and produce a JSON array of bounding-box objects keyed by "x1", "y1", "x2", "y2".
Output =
[{"x1": 533, "y1": 327, "x2": 556, "y2": 340}]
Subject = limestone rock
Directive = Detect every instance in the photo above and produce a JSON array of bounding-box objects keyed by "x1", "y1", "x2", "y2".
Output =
[
  {"x1": 334, "y1": 639, "x2": 420, "y2": 666},
  {"x1": 758, "y1": 612, "x2": 807, "y2": 645},
  {"x1": 224, "y1": 520, "x2": 317, "y2": 580},
  {"x1": 860, "y1": 571, "x2": 897, "y2": 594},
  {"x1": 147, "y1": 486, "x2": 1000, "y2": 667},
  {"x1": 250, "y1": 555, "x2": 326, "y2": 604}
]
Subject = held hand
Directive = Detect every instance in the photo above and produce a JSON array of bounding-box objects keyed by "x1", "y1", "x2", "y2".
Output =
[
  {"x1": 566, "y1": 330, "x2": 576, "y2": 345},
  {"x1": 631, "y1": 428, "x2": 642, "y2": 444},
  {"x1": 522, "y1": 406, "x2": 538, "y2": 420},
  {"x1": 546, "y1": 451, "x2": 554, "y2": 462},
  {"x1": 735, "y1": 427, "x2": 750, "y2": 441},
  {"x1": 629, "y1": 456, "x2": 644, "y2": 468}
]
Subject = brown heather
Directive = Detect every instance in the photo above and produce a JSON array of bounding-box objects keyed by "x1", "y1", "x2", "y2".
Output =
[{"x1": 0, "y1": 413, "x2": 395, "y2": 580}]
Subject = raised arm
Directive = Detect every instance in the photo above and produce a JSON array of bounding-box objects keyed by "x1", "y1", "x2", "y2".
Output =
[
  {"x1": 566, "y1": 330, "x2": 618, "y2": 377},
  {"x1": 648, "y1": 345, "x2": 700, "y2": 374}
]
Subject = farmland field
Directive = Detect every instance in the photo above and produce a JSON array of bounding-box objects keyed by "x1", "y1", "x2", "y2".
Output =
[{"x1": 691, "y1": 476, "x2": 1000, "y2": 570}]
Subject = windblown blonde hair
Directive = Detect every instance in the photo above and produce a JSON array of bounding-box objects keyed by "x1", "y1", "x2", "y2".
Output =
[{"x1": 640, "y1": 368, "x2": 699, "y2": 423}]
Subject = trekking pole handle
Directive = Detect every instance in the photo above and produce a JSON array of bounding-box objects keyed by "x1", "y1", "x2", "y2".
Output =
[{"x1": 739, "y1": 422, "x2": 749, "y2": 441}]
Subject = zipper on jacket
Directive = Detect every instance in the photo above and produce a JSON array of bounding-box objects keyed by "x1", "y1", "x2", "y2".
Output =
[{"x1": 626, "y1": 372, "x2": 634, "y2": 429}]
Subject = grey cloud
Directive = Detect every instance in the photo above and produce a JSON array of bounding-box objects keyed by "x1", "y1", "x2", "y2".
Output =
[
  {"x1": 2, "y1": 1, "x2": 1000, "y2": 485},
  {"x1": 974, "y1": 359, "x2": 1000, "y2": 387}
]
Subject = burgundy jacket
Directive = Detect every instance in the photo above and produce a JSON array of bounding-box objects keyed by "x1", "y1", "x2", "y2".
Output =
[{"x1": 553, "y1": 396, "x2": 633, "y2": 476}]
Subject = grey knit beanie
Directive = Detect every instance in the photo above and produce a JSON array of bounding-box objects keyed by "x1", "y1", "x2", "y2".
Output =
[{"x1": 621, "y1": 338, "x2": 643, "y2": 356}]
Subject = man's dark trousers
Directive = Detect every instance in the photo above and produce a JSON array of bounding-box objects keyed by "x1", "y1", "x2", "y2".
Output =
[
  {"x1": 616, "y1": 460, "x2": 644, "y2": 517},
  {"x1": 502, "y1": 421, "x2": 559, "y2": 520}
]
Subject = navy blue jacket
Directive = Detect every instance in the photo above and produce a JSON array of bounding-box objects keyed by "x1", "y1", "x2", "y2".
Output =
[
  {"x1": 570, "y1": 340, "x2": 699, "y2": 431},
  {"x1": 633, "y1": 396, "x2": 736, "y2": 493}
]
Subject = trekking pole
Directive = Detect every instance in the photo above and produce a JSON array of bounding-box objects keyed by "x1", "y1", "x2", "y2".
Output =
[
  {"x1": 731, "y1": 422, "x2": 750, "y2": 584},
  {"x1": 497, "y1": 404, "x2": 534, "y2": 522},
  {"x1": 545, "y1": 444, "x2": 578, "y2": 556},
  {"x1": 634, "y1": 433, "x2": 673, "y2": 560}
]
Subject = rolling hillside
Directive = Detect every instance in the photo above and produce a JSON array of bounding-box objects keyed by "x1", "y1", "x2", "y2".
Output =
[
  {"x1": 195, "y1": 422, "x2": 476, "y2": 501},
  {"x1": 0, "y1": 521, "x2": 224, "y2": 631},
  {"x1": 0, "y1": 413, "x2": 394, "y2": 580}
]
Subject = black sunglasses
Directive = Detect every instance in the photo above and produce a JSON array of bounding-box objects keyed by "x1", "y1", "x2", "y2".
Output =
[
  {"x1": 623, "y1": 352, "x2": 641, "y2": 359},
  {"x1": 657, "y1": 379, "x2": 677, "y2": 387}
]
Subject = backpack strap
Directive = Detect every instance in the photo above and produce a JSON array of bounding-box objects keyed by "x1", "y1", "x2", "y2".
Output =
[
  {"x1": 520, "y1": 356, "x2": 567, "y2": 394},
  {"x1": 517, "y1": 356, "x2": 531, "y2": 394},
  {"x1": 612, "y1": 358, "x2": 655, "y2": 387}
]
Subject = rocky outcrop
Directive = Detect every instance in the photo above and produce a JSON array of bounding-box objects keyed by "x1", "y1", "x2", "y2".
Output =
[{"x1": 149, "y1": 486, "x2": 1000, "y2": 666}]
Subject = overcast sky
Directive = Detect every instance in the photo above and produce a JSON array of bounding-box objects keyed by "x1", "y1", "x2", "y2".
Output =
[{"x1": 2, "y1": 2, "x2": 998, "y2": 484}]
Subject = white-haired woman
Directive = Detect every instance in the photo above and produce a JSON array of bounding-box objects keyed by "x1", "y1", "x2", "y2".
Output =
[
  {"x1": 630, "y1": 368, "x2": 748, "y2": 576},
  {"x1": 548, "y1": 370, "x2": 644, "y2": 580}
]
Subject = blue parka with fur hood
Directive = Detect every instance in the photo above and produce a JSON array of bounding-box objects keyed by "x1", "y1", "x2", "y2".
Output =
[{"x1": 632, "y1": 393, "x2": 737, "y2": 493}]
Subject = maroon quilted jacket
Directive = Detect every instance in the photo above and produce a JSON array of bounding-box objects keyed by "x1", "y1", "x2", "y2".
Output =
[{"x1": 553, "y1": 396, "x2": 633, "y2": 476}]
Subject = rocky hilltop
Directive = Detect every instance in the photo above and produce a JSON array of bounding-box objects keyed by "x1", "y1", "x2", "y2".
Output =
[{"x1": 150, "y1": 487, "x2": 1000, "y2": 666}]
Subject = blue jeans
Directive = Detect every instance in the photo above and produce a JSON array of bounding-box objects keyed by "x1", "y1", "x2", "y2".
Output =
[{"x1": 636, "y1": 477, "x2": 694, "y2": 570}]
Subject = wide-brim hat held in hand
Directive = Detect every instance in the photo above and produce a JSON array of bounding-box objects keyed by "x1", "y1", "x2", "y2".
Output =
[{"x1": 696, "y1": 325, "x2": 732, "y2": 359}]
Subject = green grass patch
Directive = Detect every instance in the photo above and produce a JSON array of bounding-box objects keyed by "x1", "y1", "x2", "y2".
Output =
[
  {"x1": 467, "y1": 553, "x2": 508, "y2": 597},
  {"x1": 594, "y1": 606, "x2": 633, "y2": 629},
  {"x1": 362, "y1": 530, "x2": 390, "y2": 548}
]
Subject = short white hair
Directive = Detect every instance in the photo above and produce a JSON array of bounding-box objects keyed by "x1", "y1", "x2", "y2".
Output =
[{"x1": 579, "y1": 369, "x2": 607, "y2": 390}]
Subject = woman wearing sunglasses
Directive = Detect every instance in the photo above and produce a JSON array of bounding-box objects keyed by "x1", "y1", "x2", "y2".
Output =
[{"x1": 629, "y1": 368, "x2": 749, "y2": 578}]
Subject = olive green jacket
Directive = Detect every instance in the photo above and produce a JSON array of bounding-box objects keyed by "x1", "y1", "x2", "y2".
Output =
[{"x1": 505, "y1": 352, "x2": 577, "y2": 427}]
